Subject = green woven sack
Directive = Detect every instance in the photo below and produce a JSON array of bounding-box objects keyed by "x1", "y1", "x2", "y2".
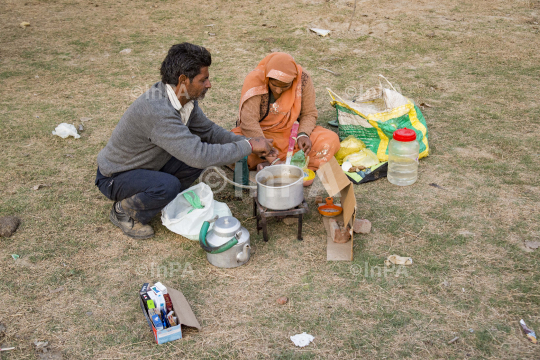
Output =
[{"x1": 328, "y1": 80, "x2": 429, "y2": 162}]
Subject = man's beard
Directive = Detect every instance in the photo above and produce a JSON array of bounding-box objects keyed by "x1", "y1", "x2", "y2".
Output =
[{"x1": 189, "y1": 88, "x2": 208, "y2": 101}]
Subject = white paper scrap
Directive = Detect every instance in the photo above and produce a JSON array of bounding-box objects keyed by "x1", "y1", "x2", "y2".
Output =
[
  {"x1": 290, "y1": 332, "x2": 314, "y2": 347},
  {"x1": 52, "y1": 123, "x2": 80, "y2": 139},
  {"x1": 310, "y1": 28, "x2": 330, "y2": 37}
]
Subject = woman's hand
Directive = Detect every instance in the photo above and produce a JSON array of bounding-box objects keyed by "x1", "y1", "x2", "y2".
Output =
[
  {"x1": 257, "y1": 156, "x2": 284, "y2": 171},
  {"x1": 297, "y1": 135, "x2": 312, "y2": 155}
]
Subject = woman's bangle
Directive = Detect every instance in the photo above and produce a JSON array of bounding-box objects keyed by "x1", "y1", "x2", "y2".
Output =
[{"x1": 270, "y1": 158, "x2": 281, "y2": 166}]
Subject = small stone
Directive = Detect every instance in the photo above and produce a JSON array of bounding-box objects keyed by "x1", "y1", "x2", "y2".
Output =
[
  {"x1": 0, "y1": 216, "x2": 21, "y2": 237},
  {"x1": 277, "y1": 296, "x2": 288, "y2": 305},
  {"x1": 49, "y1": 286, "x2": 64, "y2": 294},
  {"x1": 282, "y1": 217, "x2": 297, "y2": 226},
  {"x1": 353, "y1": 219, "x2": 371, "y2": 234},
  {"x1": 32, "y1": 184, "x2": 49, "y2": 191},
  {"x1": 525, "y1": 241, "x2": 540, "y2": 249}
]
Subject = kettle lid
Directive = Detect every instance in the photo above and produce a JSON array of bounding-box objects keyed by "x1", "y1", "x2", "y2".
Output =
[{"x1": 212, "y1": 216, "x2": 241, "y2": 238}]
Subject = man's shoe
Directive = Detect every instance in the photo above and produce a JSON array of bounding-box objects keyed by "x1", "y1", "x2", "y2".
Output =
[{"x1": 109, "y1": 203, "x2": 154, "y2": 239}]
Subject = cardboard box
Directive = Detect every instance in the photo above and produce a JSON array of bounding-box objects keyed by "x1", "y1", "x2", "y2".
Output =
[
  {"x1": 139, "y1": 283, "x2": 201, "y2": 344},
  {"x1": 316, "y1": 157, "x2": 357, "y2": 261}
]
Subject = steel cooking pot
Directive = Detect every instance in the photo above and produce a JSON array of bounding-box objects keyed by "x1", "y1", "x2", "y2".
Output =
[{"x1": 255, "y1": 165, "x2": 304, "y2": 210}]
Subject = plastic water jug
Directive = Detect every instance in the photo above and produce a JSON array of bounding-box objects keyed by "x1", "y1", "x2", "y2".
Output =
[{"x1": 388, "y1": 128, "x2": 419, "y2": 186}]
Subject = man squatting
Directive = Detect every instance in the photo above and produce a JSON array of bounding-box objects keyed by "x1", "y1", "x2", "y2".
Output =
[{"x1": 95, "y1": 43, "x2": 277, "y2": 239}]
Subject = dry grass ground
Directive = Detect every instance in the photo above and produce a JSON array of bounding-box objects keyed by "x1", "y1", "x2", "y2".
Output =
[{"x1": 1, "y1": 0, "x2": 540, "y2": 358}]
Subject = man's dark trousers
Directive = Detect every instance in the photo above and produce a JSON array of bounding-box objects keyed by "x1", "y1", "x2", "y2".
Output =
[{"x1": 95, "y1": 156, "x2": 203, "y2": 224}]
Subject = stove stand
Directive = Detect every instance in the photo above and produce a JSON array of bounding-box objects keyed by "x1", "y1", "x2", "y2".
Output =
[{"x1": 253, "y1": 197, "x2": 309, "y2": 242}]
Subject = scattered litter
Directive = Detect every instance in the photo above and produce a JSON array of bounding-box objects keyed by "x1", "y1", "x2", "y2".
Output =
[
  {"x1": 420, "y1": 102, "x2": 433, "y2": 109},
  {"x1": 0, "y1": 216, "x2": 21, "y2": 237},
  {"x1": 317, "y1": 67, "x2": 340, "y2": 76},
  {"x1": 277, "y1": 296, "x2": 288, "y2": 305},
  {"x1": 78, "y1": 124, "x2": 84, "y2": 132},
  {"x1": 429, "y1": 183, "x2": 446, "y2": 190},
  {"x1": 80, "y1": 117, "x2": 92, "y2": 122},
  {"x1": 52, "y1": 123, "x2": 81, "y2": 139},
  {"x1": 86, "y1": 311, "x2": 93, "y2": 316},
  {"x1": 462, "y1": 288, "x2": 465, "y2": 292},
  {"x1": 469, "y1": 328, "x2": 474, "y2": 333},
  {"x1": 49, "y1": 286, "x2": 64, "y2": 294},
  {"x1": 447, "y1": 336, "x2": 459, "y2": 344},
  {"x1": 204, "y1": 24, "x2": 215, "y2": 27},
  {"x1": 384, "y1": 254, "x2": 413, "y2": 266},
  {"x1": 119, "y1": 48, "x2": 132, "y2": 55},
  {"x1": 290, "y1": 332, "x2": 314, "y2": 347},
  {"x1": 0, "y1": 347, "x2": 15, "y2": 352},
  {"x1": 353, "y1": 219, "x2": 371, "y2": 234},
  {"x1": 310, "y1": 28, "x2": 330, "y2": 37},
  {"x1": 33, "y1": 184, "x2": 50, "y2": 191},
  {"x1": 525, "y1": 241, "x2": 540, "y2": 249},
  {"x1": 20, "y1": 22, "x2": 30, "y2": 28},
  {"x1": 520, "y1": 319, "x2": 537, "y2": 344},
  {"x1": 33, "y1": 341, "x2": 49, "y2": 350},
  {"x1": 34, "y1": 340, "x2": 62, "y2": 359},
  {"x1": 206, "y1": 32, "x2": 216, "y2": 36},
  {"x1": 11, "y1": 254, "x2": 19, "y2": 260}
]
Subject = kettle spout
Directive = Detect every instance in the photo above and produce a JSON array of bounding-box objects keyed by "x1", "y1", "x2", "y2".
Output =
[{"x1": 236, "y1": 244, "x2": 251, "y2": 263}]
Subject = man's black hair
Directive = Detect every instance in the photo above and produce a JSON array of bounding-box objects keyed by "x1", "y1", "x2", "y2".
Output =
[{"x1": 160, "y1": 43, "x2": 211, "y2": 85}]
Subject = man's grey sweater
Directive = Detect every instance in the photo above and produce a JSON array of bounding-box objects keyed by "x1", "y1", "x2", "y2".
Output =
[{"x1": 97, "y1": 82, "x2": 251, "y2": 177}]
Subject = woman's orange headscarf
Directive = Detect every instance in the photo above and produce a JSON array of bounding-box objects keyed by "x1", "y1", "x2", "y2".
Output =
[{"x1": 238, "y1": 52, "x2": 303, "y2": 133}]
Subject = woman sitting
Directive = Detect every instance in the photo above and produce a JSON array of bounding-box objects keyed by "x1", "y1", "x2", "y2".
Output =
[{"x1": 232, "y1": 52, "x2": 340, "y2": 171}]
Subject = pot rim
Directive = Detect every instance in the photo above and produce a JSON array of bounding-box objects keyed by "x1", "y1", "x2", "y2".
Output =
[{"x1": 255, "y1": 164, "x2": 304, "y2": 189}]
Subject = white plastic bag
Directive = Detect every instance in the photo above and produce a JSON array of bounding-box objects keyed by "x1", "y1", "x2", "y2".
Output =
[
  {"x1": 161, "y1": 183, "x2": 232, "y2": 240},
  {"x1": 52, "y1": 123, "x2": 80, "y2": 139}
]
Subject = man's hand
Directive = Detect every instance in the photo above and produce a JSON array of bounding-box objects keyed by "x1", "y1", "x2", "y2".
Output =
[
  {"x1": 249, "y1": 137, "x2": 278, "y2": 158},
  {"x1": 297, "y1": 136, "x2": 312, "y2": 155}
]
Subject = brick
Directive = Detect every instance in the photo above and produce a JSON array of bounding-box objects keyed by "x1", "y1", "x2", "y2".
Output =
[
  {"x1": 353, "y1": 219, "x2": 371, "y2": 234},
  {"x1": 330, "y1": 219, "x2": 351, "y2": 243}
]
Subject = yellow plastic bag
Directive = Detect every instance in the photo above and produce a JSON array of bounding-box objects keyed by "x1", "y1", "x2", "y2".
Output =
[
  {"x1": 343, "y1": 149, "x2": 379, "y2": 168},
  {"x1": 334, "y1": 135, "x2": 366, "y2": 164}
]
